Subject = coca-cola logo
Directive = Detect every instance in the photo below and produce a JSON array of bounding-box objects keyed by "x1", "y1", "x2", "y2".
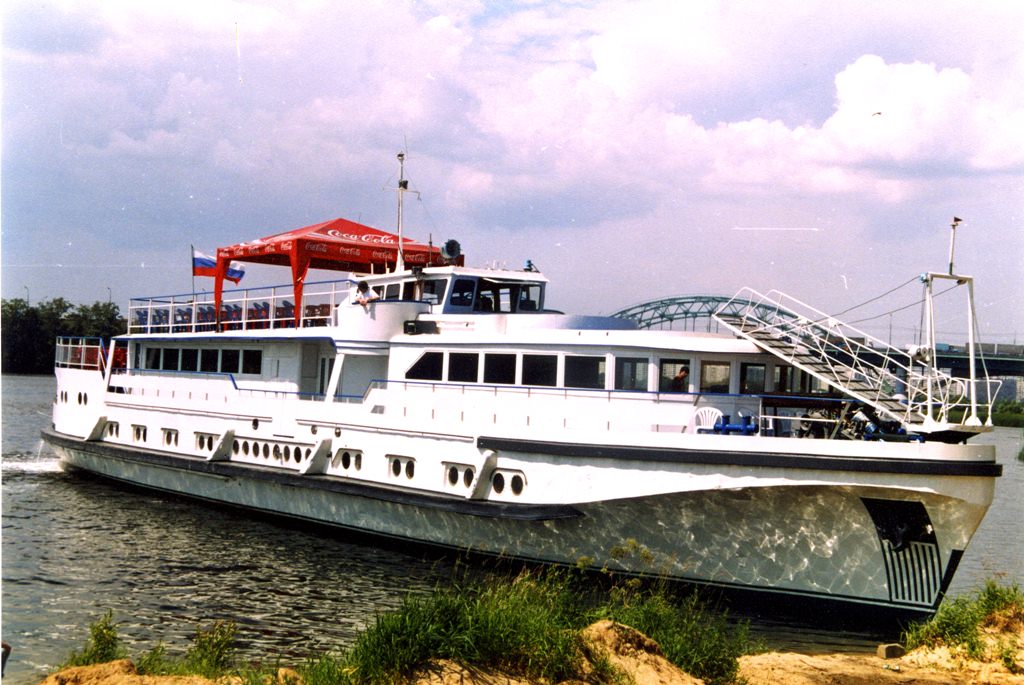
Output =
[
  {"x1": 306, "y1": 243, "x2": 328, "y2": 253},
  {"x1": 325, "y1": 229, "x2": 397, "y2": 245}
]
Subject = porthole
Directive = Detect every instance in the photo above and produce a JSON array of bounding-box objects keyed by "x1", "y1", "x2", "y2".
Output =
[
  {"x1": 354, "y1": 453, "x2": 362, "y2": 470},
  {"x1": 284, "y1": 446, "x2": 291, "y2": 460},
  {"x1": 242, "y1": 441, "x2": 250, "y2": 455},
  {"x1": 252, "y1": 418, "x2": 259, "y2": 430},
  {"x1": 304, "y1": 448, "x2": 311, "y2": 458},
  {"x1": 405, "y1": 460, "x2": 415, "y2": 479},
  {"x1": 233, "y1": 440, "x2": 240, "y2": 455},
  {"x1": 342, "y1": 452, "x2": 351, "y2": 470},
  {"x1": 492, "y1": 472, "x2": 505, "y2": 494},
  {"x1": 83, "y1": 394, "x2": 88, "y2": 405},
  {"x1": 334, "y1": 428, "x2": 341, "y2": 437},
  {"x1": 77, "y1": 392, "x2": 83, "y2": 405},
  {"x1": 311, "y1": 425, "x2": 318, "y2": 435},
  {"x1": 511, "y1": 474, "x2": 524, "y2": 495},
  {"x1": 273, "y1": 445, "x2": 281, "y2": 458},
  {"x1": 392, "y1": 458, "x2": 401, "y2": 477},
  {"x1": 463, "y1": 468, "x2": 475, "y2": 487},
  {"x1": 262, "y1": 443, "x2": 270, "y2": 458},
  {"x1": 448, "y1": 466, "x2": 459, "y2": 485},
  {"x1": 293, "y1": 449, "x2": 301, "y2": 463}
]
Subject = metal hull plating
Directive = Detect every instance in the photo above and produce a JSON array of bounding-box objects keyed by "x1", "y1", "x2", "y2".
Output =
[{"x1": 46, "y1": 427, "x2": 986, "y2": 616}]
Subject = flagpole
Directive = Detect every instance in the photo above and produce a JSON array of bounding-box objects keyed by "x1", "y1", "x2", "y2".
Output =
[{"x1": 191, "y1": 244, "x2": 196, "y2": 296}]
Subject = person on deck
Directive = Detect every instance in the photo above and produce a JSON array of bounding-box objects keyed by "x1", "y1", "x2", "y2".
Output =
[{"x1": 354, "y1": 281, "x2": 379, "y2": 310}]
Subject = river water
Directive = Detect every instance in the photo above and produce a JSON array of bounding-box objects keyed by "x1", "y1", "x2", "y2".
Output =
[{"x1": 3, "y1": 374, "x2": 1022, "y2": 684}]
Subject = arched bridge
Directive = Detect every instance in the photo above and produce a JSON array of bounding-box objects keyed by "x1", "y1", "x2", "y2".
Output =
[
  {"x1": 610, "y1": 295, "x2": 1024, "y2": 378},
  {"x1": 610, "y1": 295, "x2": 797, "y2": 332}
]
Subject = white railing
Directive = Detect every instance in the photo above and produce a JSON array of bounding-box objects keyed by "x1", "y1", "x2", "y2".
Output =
[
  {"x1": 55, "y1": 337, "x2": 106, "y2": 372},
  {"x1": 715, "y1": 288, "x2": 1000, "y2": 427},
  {"x1": 127, "y1": 279, "x2": 354, "y2": 334}
]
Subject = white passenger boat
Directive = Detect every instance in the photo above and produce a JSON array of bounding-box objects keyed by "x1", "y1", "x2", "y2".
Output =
[{"x1": 44, "y1": 167, "x2": 1002, "y2": 618}]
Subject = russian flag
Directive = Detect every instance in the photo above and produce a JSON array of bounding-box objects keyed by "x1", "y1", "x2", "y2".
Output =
[{"x1": 193, "y1": 249, "x2": 245, "y2": 284}]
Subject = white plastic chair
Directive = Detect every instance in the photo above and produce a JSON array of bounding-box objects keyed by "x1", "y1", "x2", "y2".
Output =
[{"x1": 693, "y1": 407, "x2": 724, "y2": 433}]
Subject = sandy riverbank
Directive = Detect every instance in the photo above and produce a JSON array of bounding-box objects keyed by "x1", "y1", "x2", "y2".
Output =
[{"x1": 36, "y1": 619, "x2": 1024, "y2": 685}]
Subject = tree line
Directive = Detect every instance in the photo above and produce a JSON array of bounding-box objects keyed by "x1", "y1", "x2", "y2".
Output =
[{"x1": 1, "y1": 298, "x2": 126, "y2": 374}]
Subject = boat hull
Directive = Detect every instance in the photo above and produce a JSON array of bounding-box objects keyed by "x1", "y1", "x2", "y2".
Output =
[{"x1": 44, "y1": 427, "x2": 984, "y2": 618}]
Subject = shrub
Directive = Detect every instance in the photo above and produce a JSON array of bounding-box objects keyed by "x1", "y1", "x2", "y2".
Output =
[{"x1": 62, "y1": 610, "x2": 127, "y2": 667}]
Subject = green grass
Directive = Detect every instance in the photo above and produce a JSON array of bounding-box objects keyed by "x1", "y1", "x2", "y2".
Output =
[
  {"x1": 902, "y1": 580, "x2": 1024, "y2": 661},
  {"x1": 61, "y1": 570, "x2": 756, "y2": 685},
  {"x1": 61, "y1": 610, "x2": 127, "y2": 668}
]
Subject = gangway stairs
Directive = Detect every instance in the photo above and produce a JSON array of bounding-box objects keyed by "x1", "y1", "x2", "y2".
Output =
[{"x1": 713, "y1": 286, "x2": 997, "y2": 440}]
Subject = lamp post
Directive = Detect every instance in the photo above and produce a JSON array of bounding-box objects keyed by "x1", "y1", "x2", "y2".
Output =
[
  {"x1": 107, "y1": 287, "x2": 112, "y2": 303},
  {"x1": 24, "y1": 286, "x2": 29, "y2": 306}
]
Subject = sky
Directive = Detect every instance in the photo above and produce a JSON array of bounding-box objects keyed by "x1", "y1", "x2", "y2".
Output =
[{"x1": 2, "y1": 0, "x2": 1022, "y2": 347}]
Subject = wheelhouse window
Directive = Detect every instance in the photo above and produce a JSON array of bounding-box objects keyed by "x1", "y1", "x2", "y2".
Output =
[
  {"x1": 699, "y1": 362, "x2": 731, "y2": 394},
  {"x1": 449, "y1": 279, "x2": 476, "y2": 307},
  {"x1": 740, "y1": 363, "x2": 766, "y2": 394},
  {"x1": 518, "y1": 284, "x2": 542, "y2": 312},
  {"x1": 145, "y1": 347, "x2": 161, "y2": 370},
  {"x1": 659, "y1": 359, "x2": 691, "y2": 392},
  {"x1": 614, "y1": 357, "x2": 649, "y2": 391},
  {"x1": 565, "y1": 355, "x2": 605, "y2": 389},
  {"x1": 406, "y1": 352, "x2": 443, "y2": 381},
  {"x1": 448, "y1": 352, "x2": 479, "y2": 383},
  {"x1": 522, "y1": 354, "x2": 557, "y2": 386},
  {"x1": 483, "y1": 353, "x2": 516, "y2": 384}
]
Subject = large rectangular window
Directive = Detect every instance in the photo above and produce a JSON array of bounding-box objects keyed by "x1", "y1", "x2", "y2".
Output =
[
  {"x1": 773, "y1": 364, "x2": 793, "y2": 393},
  {"x1": 180, "y1": 348, "x2": 199, "y2": 372},
  {"x1": 145, "y1": 347, "x2": 161, "y2": 370},
  {"x1": 242, "y1": 349, "x2": 263, "y2": 375},
  {"x1": 448, "y1": 352, "x2": 479, "y2": 383},
  {"x1": 406, "y1": 352, "x2": 443, "y2": 380},
  {"x1": 200, "y1": 349, "x2": 219, "y2": 373},
  {"x1": 614, "y1": 357, "x2": 648, "y2": 391},
  {"x1": 565, "y1": 355, "x2": 605, "y2": 389},
  {"x1": 483, "y1": 353, "x2": 516, "y2": 384},
  {"x1": 659, "y1": 359, "x2": 690, "y2": 392},
  {"x1": 522, "y1": 354, "x2": 557, "y2": 386},
  {"x1": 740, "y1": 363, "x2": 766, "y2": 394},
  {"x1": 161, "y1": 348, "x2": 179, "y2": 371},
  {"x1": 449, "y1": 279, "x2": 476, "y2": 307},
  {"x1": 699, "y1": 362, "x2": 731, "y2": 394},
  {"x1": 221, "y1": 349, "x2": 241, "y2": 374}
]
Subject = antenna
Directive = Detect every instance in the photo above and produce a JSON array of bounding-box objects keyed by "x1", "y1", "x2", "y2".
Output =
[
  {"x1": 394, "y1": 151, "x2": 421, "y2": 272},
  {"x1": 947, "y1": 216, "x2": 962, "y2": 275}
]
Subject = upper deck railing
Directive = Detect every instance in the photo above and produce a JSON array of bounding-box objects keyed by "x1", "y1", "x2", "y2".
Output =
[
  {"x1": 127, "y1": 279, "x2": 355, "y2": 334},
  {"x1": 55, "y1": 337, "x2": 107, "y2": 372}
]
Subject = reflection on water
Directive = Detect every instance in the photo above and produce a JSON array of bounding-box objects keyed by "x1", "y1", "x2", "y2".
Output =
[{"x1": 3, "y1": 375, "x2": 1022, "y2": 684}]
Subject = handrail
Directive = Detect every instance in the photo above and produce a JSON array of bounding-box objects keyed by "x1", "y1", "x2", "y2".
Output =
[
  {"x1": 715, "y1": 287, "x2": 1000, "y2": 428},
  {"x1": 127, "y1": 279, "x2": 355, "y2": 334}
]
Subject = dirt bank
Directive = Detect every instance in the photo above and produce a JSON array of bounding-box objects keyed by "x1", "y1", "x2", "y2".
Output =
[{"x1": 37, "y1": 620, "x2": 1024, "y2": 685}]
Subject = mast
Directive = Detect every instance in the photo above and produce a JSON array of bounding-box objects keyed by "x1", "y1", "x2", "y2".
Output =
[{"x1": 396, "y1": 152, "x2": 408, "y2": 272}]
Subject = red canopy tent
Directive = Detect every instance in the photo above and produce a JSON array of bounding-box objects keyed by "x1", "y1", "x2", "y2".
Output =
[{"x1": 213, "y1": 217, "x2": 461, "y2": 326}]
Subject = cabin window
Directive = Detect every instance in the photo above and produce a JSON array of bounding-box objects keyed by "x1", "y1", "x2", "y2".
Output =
[
  {"x1": 741, "y1": 363, "x2": 766, "y2": 394},
  {"x1": 518, "y1": 284, "x2": 542, "y2": 312},
  {"x1": 449, "y1": 279, "x2": 476, "y2": 307},
  {"x1": 448, "y1": 353, "x2": 479, "y2": 383},
  {"x1": 242, "y1": 349, "x2": 262, "y2": 375},
  {"x1": 384, "y1": 283, "x2": 400, "y2": 300},
  {"x1": 145, "y1": 347, "x2": 161, "y2": 370},
  {"x1": 565, "y1": 355, "x2": 605, "y2": 390},
  {"x1": 659, "y1": 359, "x2": 691, "y2": 393},
  {"x1": 221, "y1": 349, "x2": 241, "y2": 374},
  {"x1": 774, "y1": 364, "x2": 793, "y2": 393},
  {"x1": 614, "y1": 357, "x2": 649, "y2": 391},
  {"x1": 180, "y1": 349, "x2": 199, "y2": 372},
  {"x1": 406, "y1": 352, "x2": 443, "y2": 381},
  {"x1": 483, "y1": 353, "x2": 516, "y2": 384},
  {"x1": 420, "y1": 280, "x2": 446, "y2": 304},
  {"x1": 700, "y1": 362, "x2": 731, "y2": 394},
  {"x1": 199, "y1": 350, "x2": 218, "y2": 370},
  {"x1": 161, "y1": 348, "x2": 180, "y2": 371},
  {"x1": 522, "y1": 354, "x2": 557, "y2": 386}
]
